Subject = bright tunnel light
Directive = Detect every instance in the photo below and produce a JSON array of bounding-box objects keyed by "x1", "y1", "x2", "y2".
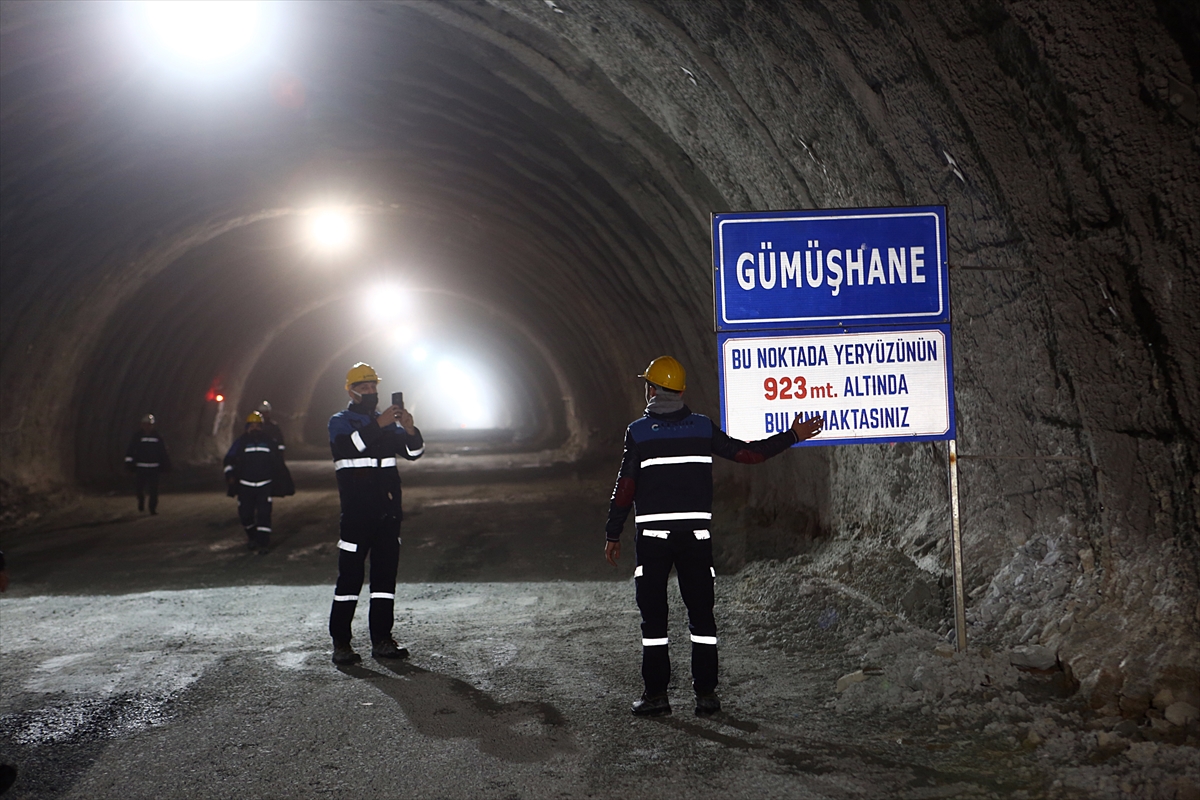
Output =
[
  {"x1": 307, "y1": 209, "x2": 355, "y2": 253},
  {"x1": 365, "y1": 284, "x2": 410, "y2": 322},
  {"x1": 133, "y1": 1, "x2": 265, "y2": 68},
  {"x1": 435, "y1": 359, "x2": 495, "y2": 429}
]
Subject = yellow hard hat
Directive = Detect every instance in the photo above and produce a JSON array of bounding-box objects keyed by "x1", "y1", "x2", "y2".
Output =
[
  {"x1": 246, "y1": 411, "x2": 264, "y2": 423},
  {"x1": 345, "y1": 362, "x2": 380, "y2": 389},
  {"x1": 639, "y1": 355, "x2": 686, "y2": 392}
]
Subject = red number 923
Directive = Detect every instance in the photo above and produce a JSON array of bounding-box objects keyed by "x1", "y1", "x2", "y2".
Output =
[{"x1": 764, "y1": 376, "x2": 807, "y2": 400}]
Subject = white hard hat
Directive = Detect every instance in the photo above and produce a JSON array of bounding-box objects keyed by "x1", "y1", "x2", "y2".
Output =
[{"x1": 258, "y1": 400, "x2": 272, "y2": 412}]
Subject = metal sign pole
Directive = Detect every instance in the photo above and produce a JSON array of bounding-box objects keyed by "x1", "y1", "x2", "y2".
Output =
[{"x1": 948, "y1": 438, "x2": 967, "y2": 652}]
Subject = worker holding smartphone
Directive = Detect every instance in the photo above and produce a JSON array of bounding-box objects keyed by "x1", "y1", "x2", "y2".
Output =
[{"x1": 327, "y1": 362, "x2": 424, "y2": 665}]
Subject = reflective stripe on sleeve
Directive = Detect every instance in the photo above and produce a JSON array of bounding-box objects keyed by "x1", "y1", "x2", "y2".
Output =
[
  {"x1": 369, "y1": 592, "x2": 395, "y2": 599},
  {"x1": 125, "y1": 456, "x2": 133, "y2": 462},
  {"x1": 141, "y1": 437, "x2": 159, "y2": 443},
  {"x1": 694, "y1": 529, "x2": 711, "y2": 540},
  {"x1": 379, "y1": 457, "x2": 397, "y2": 467},
  {"x1": 351, "y1": 430, "x2": 367, "y2": 452},
  {"x1": 257, "y1": 527, "x2": 271, "y2": 532},
  {"x1": 690, "y1": 634, "x2": 718, "y2": 645},
  {"x1": 135, "y1": 462, "x2": 160, "y2": 468},
  {"x1": 240, "y1": 479, "x2": 271, "y2": 487},
  {"x1": 334, "y1": 458, "x2": 377, "y2": 469},
  {"x1": 333, "y1": 594, "x2": 358, "y2": 602},
  {"x1": 635, "y1": 511, "x2": 712, "y2": 523},
  {"x1": 244, "y1": 446, "x2": 272, "y2": 453},
  {"x1": 642, "y1": 637, "x2": 669, "y2": 646},
  {"x1": 634, "y1": 565, "x2": 643, "y2": 577},
  {"x1": 710, "y1": 567, "x2": 716, "y2": 577},
  {"x1": 640, "y1": 455, "x2": 713, "y2": 467},
  {"x1": 224, "y1": 465, "x2": 233, "y2": 473},
  {"x1": 406, "y1": 445, "x2": 425, "y2": 457},
  {"x1": 337, "y1": 540, "x2": 358, "y2": 552},
  {"x1": 641, "y1": 529, "x2": 669, "y2": 539}
]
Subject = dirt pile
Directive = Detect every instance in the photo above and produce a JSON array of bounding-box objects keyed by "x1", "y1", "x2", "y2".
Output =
[{"x1": 731, "y1": 556, "x2": 1200, "y2": 799}]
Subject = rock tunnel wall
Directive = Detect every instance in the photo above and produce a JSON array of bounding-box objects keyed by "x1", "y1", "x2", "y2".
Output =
[{"x1": 1, "y1": 0, "x2": 1197, "y2": 705}]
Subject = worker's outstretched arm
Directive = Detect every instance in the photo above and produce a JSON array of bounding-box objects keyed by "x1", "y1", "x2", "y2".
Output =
[{"x1": 711, "y1": 413, "x2": 822, "y2": 463}]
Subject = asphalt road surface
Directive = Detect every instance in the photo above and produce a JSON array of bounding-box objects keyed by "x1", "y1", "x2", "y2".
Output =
[{"x1": 0, "y1": 462, "x2": 1122, "y2": 799}]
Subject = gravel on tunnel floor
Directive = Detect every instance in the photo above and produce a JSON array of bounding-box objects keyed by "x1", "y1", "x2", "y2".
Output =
[
  {"x1": 1, "y1": 481, "x2": 1196, "y2": 798},
  {"x1": 1, "y1": 574, "x2": 1196, "y2": 798}
]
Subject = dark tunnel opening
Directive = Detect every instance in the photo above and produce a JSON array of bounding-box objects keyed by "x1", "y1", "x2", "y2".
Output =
[{"x1": 2, "y1": 0, "x2": 1198, "y2": 770}]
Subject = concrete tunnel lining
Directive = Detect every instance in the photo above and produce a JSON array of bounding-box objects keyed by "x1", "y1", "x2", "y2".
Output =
[
  {"x1": 71, "y1": 211, "x2": 585, "y2": 483},
  {"x1": 1, "y1": 0, "x2": 1198, "y2": 716}
]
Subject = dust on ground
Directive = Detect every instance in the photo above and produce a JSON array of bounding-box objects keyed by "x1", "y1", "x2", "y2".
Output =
[{"x1": 0, "y1": 475, "x2": 1196, "y2": 799}]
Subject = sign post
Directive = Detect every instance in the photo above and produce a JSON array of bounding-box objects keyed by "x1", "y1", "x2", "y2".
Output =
[{"x1": 713, "y1": 205, "x2": 967, "y2": 650}]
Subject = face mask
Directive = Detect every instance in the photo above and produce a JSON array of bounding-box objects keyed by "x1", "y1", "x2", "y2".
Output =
[{"x1": 352, "y1": 391, "x2": 379, "y2": 412}]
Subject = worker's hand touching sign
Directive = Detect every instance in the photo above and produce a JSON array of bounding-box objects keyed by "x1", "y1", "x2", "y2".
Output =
[{"x1": 790, "y1": 413, "x2": 823, "y2": 441}]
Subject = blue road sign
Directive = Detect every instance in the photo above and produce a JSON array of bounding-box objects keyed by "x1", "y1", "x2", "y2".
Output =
[{"x1": 713, "y1": 206, "x2": 949, "y2": 331}]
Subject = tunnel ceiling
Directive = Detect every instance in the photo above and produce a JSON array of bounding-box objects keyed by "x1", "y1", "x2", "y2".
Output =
[{"x1": 2, "y1": 1, "x2": 1198, "y2": 707}]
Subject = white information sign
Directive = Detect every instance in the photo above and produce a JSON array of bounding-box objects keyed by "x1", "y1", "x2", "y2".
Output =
[{"x1": 718, "y1": 325, "x2": 954, "y2": 446}]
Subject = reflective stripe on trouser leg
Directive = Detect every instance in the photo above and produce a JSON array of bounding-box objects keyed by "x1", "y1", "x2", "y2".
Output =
[
  {"x1": 238, "y1": 487, "x2": 272, "y2": 545},
  {"x1": 329, "y1": 533, "x2": 370, "y2": 642},
  {"x1": 367, "y1": 531, "x2": 401, "y2": 642},
  {"x1": 676, "y1": 534, "x2": 718, "y2": 694},
  {"x1": 635, "y1": 530, "x2": 672, "y2": 695}
]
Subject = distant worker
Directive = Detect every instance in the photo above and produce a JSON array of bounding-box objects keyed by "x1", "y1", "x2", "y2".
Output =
[
  {"x1": 605, "y1": 356, "x2": 823, "y2": 717},
  {"x1": 224, "y1": 411, "x2": 293, "y2": 552},
  {"x1": 328, "y1": 362, "x2": 424, "y2": 665},
  {"x1": 124, "y1": 414, "x2": 171, "y2": 514},
  {"x1": 256, "y1": 400, "x2": 285, "y2": 453}
]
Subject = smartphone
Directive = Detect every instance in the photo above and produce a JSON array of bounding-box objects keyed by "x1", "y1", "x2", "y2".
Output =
[{"x1": 392, "y1": 391, "x2": 404, "y2": 410}]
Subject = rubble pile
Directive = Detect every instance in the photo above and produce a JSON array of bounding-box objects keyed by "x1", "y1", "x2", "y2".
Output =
[{"x1": 727, "y1": 556, "x2": 1200, "y2": 799}]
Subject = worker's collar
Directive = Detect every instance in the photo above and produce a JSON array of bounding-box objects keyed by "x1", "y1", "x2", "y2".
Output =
[
  {"x1": 646, "y1": 403, "x2": 690, "y2": 421},
  {"x1": 345, "y1": 401, "x2": 379, "y2": 418}
]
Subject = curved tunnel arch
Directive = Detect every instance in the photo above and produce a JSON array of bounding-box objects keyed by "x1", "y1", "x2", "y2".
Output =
[
  {"x1": 3, "y1": 0, "x2": 1198, "y2": 702},
  {"x1": 237, "y1": 285, "x2": 587, "y2": 461}
]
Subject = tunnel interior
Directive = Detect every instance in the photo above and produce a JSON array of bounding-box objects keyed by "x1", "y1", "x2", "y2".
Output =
[{"x1": 2, "y1": 0, "x2": 1198, "y2": 721}]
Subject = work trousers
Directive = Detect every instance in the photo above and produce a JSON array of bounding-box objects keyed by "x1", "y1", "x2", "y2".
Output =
[
  {"x1": 635, "y1": 526, "x2": 718, "y2": 696},
  {"x1": 237, "y1": 486, "x2": 273, "y2": 547},
  {"x1": 329, "y1": 517, "x2": 401, "y2": 644},
  {"x1": 135, "y1": 468, "x2": 159, "y2": 513}
]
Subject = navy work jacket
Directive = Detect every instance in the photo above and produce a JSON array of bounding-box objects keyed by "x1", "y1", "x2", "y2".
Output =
[
  {"x1": 329, "y1": 403, "x2": 425, "y2": 523},
  {"x1": 605, "y1": 405, "x2": 798, "y2": 541}
]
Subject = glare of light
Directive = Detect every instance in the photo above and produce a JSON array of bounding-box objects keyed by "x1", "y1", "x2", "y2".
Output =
[
  {"x1": 388, "y1": 326, "x2": 418, "y2": 347},
  {"x1": 435, "y1": 359, "x2": 493, "y2": 428},
  {"x1": 365, "y1": 284, "x2": 410, "y2": 323},
  {"x1": 214, "y1": 394, "x2": 225, "y2": 402},
  {"x1": 308, "y1": 210, "x2": 355, "y2": 253},
  {"x1": 410, "y1": 346, "x2": 429, "y2": 364},
  {"x1": 134, "y1": 1, "x2": 264, "y2": 68}
]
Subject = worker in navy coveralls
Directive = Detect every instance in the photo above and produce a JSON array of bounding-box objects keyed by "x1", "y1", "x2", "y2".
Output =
[
  {"x1": 124, "y1": 413, "x2": 171, "y2": 514},
  {"x1": 328, "y1": 362, "x2": 425, "y2": 665},
  {"x1": 224, "y1": 411, "x2": 290, "y2": 552},
  {"x1": 605, "y1": 356, "x2": 823, "y2": 717}
]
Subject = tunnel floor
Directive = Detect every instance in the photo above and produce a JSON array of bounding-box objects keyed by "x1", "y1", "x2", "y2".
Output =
[{"x1": 1, "y1": 470, "x2": 1196, "y2": 799}]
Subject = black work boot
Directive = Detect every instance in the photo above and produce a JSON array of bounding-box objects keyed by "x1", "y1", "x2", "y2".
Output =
[
  {"x1": 331, "y1": 640, "x2": 361, "y2": 665},
  {"x1": 695, "y1": 692, "x2": 721, "y2": 716},
  {"x1": 371, "y1": 637, "x2": 409, "y2": 660},
  {"x1": 631, "y1": 692, "x2": 671, "y2": 717}
]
